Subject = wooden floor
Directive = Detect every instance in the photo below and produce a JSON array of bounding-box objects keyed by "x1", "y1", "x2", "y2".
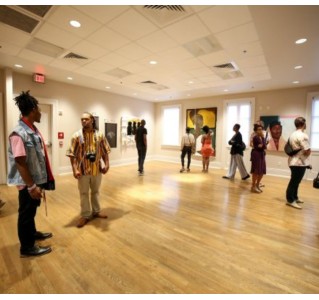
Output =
[{"x1": 0, "y1": 161, "x2": 319, "y2": 294}]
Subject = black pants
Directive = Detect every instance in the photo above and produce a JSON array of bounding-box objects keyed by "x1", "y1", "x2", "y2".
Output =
[
  {"x1": 18, "y1": 187, "x2": 41, "y2": 251},
  {"x1": 286, "y1": 166, "x2": 306, "y2": 203},
  {"x1": 137, "y1": 147, "x2": 147, "y2": 172},
  {"x1": 181, "y1": 146, "x2": 192, "y2": 169}
]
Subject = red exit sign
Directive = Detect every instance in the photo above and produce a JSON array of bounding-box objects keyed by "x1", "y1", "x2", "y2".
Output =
[{"x1": 33, "y1": 73, "x2": 45, "y2": 84}]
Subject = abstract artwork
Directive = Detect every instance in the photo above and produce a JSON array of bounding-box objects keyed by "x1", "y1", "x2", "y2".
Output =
[{"x1": 105, "y1": 123, "x2": 117, "y2": 148}]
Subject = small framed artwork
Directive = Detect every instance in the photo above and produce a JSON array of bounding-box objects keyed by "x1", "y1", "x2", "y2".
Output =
[
  {"x1": 105, "y1": 123, "x2": 117, "y2": 148},
  {"x1": 94, "y1": 116, "x2": 99, "y2": 130}
]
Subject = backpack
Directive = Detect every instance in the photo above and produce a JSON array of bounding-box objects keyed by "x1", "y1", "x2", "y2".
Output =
[{"x1": 284, "y1": 138, "x2": 301, "y2": 156}]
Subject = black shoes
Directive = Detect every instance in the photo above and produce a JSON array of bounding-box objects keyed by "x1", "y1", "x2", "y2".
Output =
[
  {"x1": 20, "y1": 245, "x2": 52, "y2": 258},
  {"x1": 242, "y1": 175, "x2": 250, "y2": 180},
  {"x1": 222, "y1": 176, "x2": 230, "y2": 179},
  {"x1": 34, "y1": 231, "x2": 53, "y2": 240}
]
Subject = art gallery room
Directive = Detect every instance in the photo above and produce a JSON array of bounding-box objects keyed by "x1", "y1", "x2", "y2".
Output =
[{"x1": 1, "y1": 3, "x2": 319, "y2": 295}]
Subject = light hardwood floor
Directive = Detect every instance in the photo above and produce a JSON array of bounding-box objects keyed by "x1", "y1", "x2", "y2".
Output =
[{"x1": 0, "y1": 161, "x2": 318, "y2": 293}]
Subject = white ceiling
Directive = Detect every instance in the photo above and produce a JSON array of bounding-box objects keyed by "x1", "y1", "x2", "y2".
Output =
[{"x1": 0, "y1": 5, "x2": 319, "y2": 102}]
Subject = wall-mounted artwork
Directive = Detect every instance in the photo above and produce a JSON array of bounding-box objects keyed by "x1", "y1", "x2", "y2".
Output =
[
  {"x1": 260, "y1": 115, "x2": 298, "y2": 152},
  {"x1": 121, "y1": 116, "x2": 141, "y2": 148},
  {"x1": 105, "y1": 123, "x2": 117, "y2": 148},
  {"x1": 93, "y1": 116, "x2": 99, "y2": 131},
  {"x1": 186, "y1": 107, "x2": 217, "y2": 156}
]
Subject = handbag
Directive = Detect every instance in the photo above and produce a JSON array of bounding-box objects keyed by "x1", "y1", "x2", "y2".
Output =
[
  {"x1": 284, "y1": 138, "x2": 301, "y2": 156},
  {"x1": 313, "y1": 172, "x2": 319, "y2": 189}
]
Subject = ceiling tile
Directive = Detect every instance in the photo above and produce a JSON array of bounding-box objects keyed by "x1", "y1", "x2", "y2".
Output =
[
  {"x1": 47, "y1": 6, "x2": 102, "y2": 38},
  {"x1": 137, "y1": 30, "x2": 178, "y2": 53},
  {"x1": 108, "y1": 8, "x2": 158, "y2": 40},
  {"x1": 164, "y1": 15, "x2": 210, "y2": 44},
  {"x1": 18, "y1": 49, "x2": 54, "y2": 64},
  {"x1": 215, "y1": 22, "x2": 259, "y2": 49},
  {"x1": 98, "y1": 52, "x2": 131, "y2": 67},
  {"x1": 87, "y1": 26, "x2": 130, "y2": 51},
  {"x1": 116, "y1": 43, "x2": 152, "y2": 60},
  {"x1": 35, "y1": 22, "x2": 81, "y2": 49},
  {"x1": 0, "y1": 40, "x2": 21, "y2": 56},
  {"x1": 49, "y1": 59, "x2": 82, "y2": 71},
  {"x1": 198, "y1": 5, "x2": 252, "y2": 34},
  {"x1": 74, "y1": 5, "x2": 130, "y2": 24},
  {"x1": 159, "y1": 46, "x2": 193, "y2": 62},
  {"x1": 120, "y1": 62, "x2": 147, "y2": 74},
  {"x1": 237, "y1": 55, "x2": 267, "y2": 68},
  {"x1": 198, "y1": 50, "x2": 232, "y2": 67},
  {"x1": 0, "y1": 23, "x2": 31, "y2": 47},
  {"x1": 84, "y1": 60, "x2": 114, "y2": 73},
  {"x1": 70, "y1": 40, "x2": 109, "y2": 59}
]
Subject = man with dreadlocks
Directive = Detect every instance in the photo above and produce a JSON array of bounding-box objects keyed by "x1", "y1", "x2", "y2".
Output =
[
  {"x1": 8, "y1": 91, "x2": 55, "y2": 257},
  {"x1": 66, "y1": 112, "x2": 111, "y2": 228}
]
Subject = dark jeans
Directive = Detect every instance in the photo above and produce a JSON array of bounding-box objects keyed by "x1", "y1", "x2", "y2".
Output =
[
  {"x1": 286, "y1": 166, "x2": 307, "y2": 203},
  {"x1": 137, "y1": 147, "x2": 147, "y2": 172},
  {"x1": 181, "y1": 146, "x2": 192, "y2": 169},
  {"x1": 18, "y1": 187, "x2": 41, "y2": 251}
]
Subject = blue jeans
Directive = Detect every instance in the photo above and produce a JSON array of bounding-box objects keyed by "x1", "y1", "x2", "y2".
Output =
[
  {"x1": 137, "y1": 147, "x2": 147, "y2": 172},
  {"x1": 286, "y1": 166, "x2": 306, "y2": 203}
]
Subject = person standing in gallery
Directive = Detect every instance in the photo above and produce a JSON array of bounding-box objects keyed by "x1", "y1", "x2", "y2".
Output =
[
  {"x1": 66, "y1": 112, "x2": 111, "y2": 228},
  {"x1": 8, "y1": 90, "x2": 55, "y2": 257},
  {"x1": 135, "y1": 119, "x2": 147, "y2": 176},
  {"x1": 250, "y1": 124, "x2": 267, "y2": 193},
  {"x1": 201, "y1": 125, "x2": 214, "y2": 173},
  {"x1": 286, "y1": 117, "x2": 311, "y2": 209},
  {"x1": 180, "y1": 127, "x2": 195, "y2": 173},
  {"x1": 222, "y1": 124, "x2": 250, "y2": 180}
]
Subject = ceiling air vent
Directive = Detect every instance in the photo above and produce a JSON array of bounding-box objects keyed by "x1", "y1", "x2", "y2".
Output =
[
  {"x1": 140, "y1": 80, "x2": 169, "y2": 91},
  {"x1": 211, "y1": 62, "x2": 243, "y2": 80},
  {"x1": 144, "y1": 5, "x2": 185, "y2": 12},
  {"x1": 183, "y1": 34, "x2": 223, "y2": 57},
  {"x1": 26, "y1": 38, "x2": 65, "y2": 58},
  {"x1": 135, "y1": 5, "x2": 192, "y2": 27},
  {"x1": 105, "y1": 68, "x2": 132, "y2": 79},
  {"x1": 18, "y1": 5, "x2": 52, "y2": 17},
  {"x1": 63, "y1": 52, "x2": 88, "y2": 60},
  {"x1": 0, "y1": 6, "x2": 39, "y2": 33}
]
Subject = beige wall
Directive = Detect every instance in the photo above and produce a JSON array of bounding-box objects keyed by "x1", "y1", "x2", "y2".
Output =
[
  {"x1": 155, "y1": 86, "x2": 319, "y2": 179},
  {"x1": 1, "y1": 71, "x2": 155, "y2": 176}
]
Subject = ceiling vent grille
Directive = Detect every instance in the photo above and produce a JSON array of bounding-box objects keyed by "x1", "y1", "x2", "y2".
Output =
[
  {"x1": 26, "y1": 38, "x2": 65, "y2": 58},
  {"x1": 139, "y1": 80, "x2": 169, "y2": 91},
  {"x1": 63, "y1": 52, "x2": 88, "y2": 60},
  {"x1": 211, "y1": 62, "x2": 243, "y2": 80},
  {"x1": 0, "y1": 6, "x2": 39, "y2": 33},
  {"x1": 18, "y1": 5, "x2": 52, "y2": 17},
  {"x1": 135, "y1": 5, "x2": 192, "y2": 27},
  {"x1": 144, "y1": 5, "x2": 185, "y2": 12},
  {"x1": 183, "y1": 34, "x2": 223, "y2": 57},
  {"x1": 105, "y1": 68, "x2": 132, "y2": 79}
]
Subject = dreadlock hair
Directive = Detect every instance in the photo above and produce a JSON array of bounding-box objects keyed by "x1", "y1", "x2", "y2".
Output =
[{"x1": 14, "y1": 90, "x2": 38, "y2": 116}]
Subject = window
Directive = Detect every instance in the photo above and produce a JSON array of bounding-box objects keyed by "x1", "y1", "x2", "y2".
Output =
[
  {"x1": 310, "y1": 97, "x2": 319, "y2": 150},
  {"x1": 225, "y1": 100, "x2": 252, "y2": 146},
  {"x1": 162, "y1": 105, "x2": 181, "y2": 146}
]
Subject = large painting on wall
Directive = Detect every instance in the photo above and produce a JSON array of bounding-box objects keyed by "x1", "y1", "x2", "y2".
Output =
[
  {"x1": 186, "y1": 107, "x2": 217, "y2": 156},
  {"x1": 105, "y1": 123, "x2": 117, "y2": 148},
  {"x1": 260, "y1": 115, "x2": 298, "y2": 152}
]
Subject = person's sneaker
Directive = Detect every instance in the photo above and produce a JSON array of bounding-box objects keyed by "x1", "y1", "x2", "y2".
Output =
[
  {"x1": 77, "y1": 217, "x2": 89, "y2": 228},
  {"x1": 139, "y1": 171, "x2": 144, "y2": 176},
  {"x1": 180, "y1": 168, "x2": 185, "y2": 173},
  {"x1": 286, "y1": 201, "x2": 302, "y2": 209},
  {"x1": 0, "y1": 199, "x2": 6, "y2": 209},
  {"x1": 222, "y1": 176, "x2": 230, "y2": 179},
  {"x1": 296, "y1": 199, "x2": 304, "y2": 204},
  {"x1": 187, "y1": 168, "x2": 190, "y2": 172},
  {"x1": 242, "y1": 175, "x2": 250, "y2": 180}
]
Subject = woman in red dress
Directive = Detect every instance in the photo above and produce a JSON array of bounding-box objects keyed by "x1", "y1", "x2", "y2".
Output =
[{"x1": 201, "y1": 125, "x2": 214, "y2": 173}]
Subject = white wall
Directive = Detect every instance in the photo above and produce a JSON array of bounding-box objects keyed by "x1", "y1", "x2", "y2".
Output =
[
  {"x1": 3, "y1": 72, "x2": 155, "y2": 175},
  {"x1": 154, "y1": 86, "x2": 319, "y2": 180}
]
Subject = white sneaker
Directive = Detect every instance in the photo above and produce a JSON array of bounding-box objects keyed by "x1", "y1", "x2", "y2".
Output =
[
  {"x1": 286, "y1": 201, "x2": 302, "y2": 209},
  {"x1": 296, "y1": 199, "x2": 304, "y2": 204}
]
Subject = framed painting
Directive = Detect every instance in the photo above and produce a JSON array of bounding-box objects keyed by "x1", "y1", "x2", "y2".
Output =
[{"x1": 105, "y1": 123, "x2": 117, "y2": 148}]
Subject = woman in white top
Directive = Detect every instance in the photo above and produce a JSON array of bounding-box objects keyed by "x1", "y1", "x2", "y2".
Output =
[{"x1": 180, "y1": 127, "x2": 195, "y2": 173}]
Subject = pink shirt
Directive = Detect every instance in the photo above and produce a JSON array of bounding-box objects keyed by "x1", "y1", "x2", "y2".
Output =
[{"x1": 10, "y1": 133, "x2": 26, "y2": 189}]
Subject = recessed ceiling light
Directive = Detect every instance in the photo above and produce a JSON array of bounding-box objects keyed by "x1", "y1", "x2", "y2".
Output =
[
  {"x1": 294, "y1": 65, "x2": 303, "y2": 69},
  {"x1": 133, "y1": 93, "x2": 137, "y2": 96},
  {"x1": 149, "y1": 60, "x2": 157, "y2": 65},
  {"x1": 105, "y1": 86, "x2": 111, "y2": 89},
  {"x1": 295, "y1": 38, "x2": 307, "y2": 44},
  {"x1": 188, "y1": 81, "x2": 194, "y2": 84},
  {"x1": 187, "y1": 94, "x2": 191, "y2": 97},
  {"x1": 292, "y1": 80, "x2": 300, "y2": 84},
  {"x1": 224, "y1": 89, "x2": 229, "y2": 92},
  {"x1": 70, "y1": 20, "x2": 81, "y2": 28},
  {"x1": 14, "y1": 64, "x2": 23, "y2": 68},
  {"x1": 67, "y1": 77, "x2": 73, "y2": 80}
]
